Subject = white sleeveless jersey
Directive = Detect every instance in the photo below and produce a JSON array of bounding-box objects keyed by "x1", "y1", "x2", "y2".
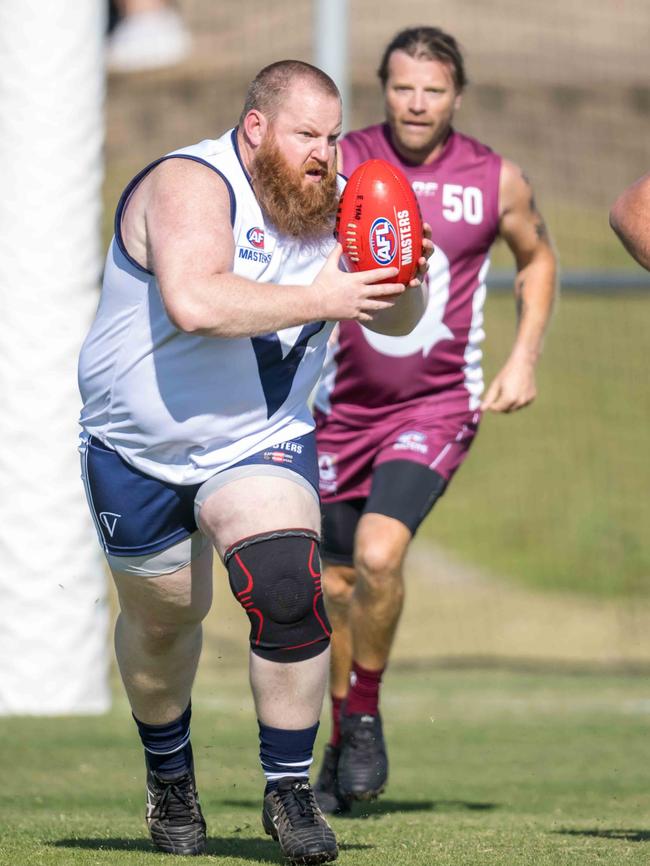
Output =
[{"x1": 78, "y1": 129, "x2": 341, "y2": 484}]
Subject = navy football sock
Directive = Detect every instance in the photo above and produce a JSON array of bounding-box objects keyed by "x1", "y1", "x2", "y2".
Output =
[
  {"x1": 258, "y1": 720, "x2": 319, "y2": 795},
  {"x1": 134, "y1": 702, "x2": 193, "y2": 780}
]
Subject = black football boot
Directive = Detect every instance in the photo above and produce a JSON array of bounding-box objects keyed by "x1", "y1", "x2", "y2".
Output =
[
  {"x1": 337, "y1": 712, "x2": 388, "y2": 801},
  {"x1": 262, "y1": 776, "x2": 338, "y2": 864}
]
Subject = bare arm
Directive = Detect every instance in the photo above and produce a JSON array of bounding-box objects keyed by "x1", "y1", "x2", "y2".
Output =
[
  {"x1": 141, "y1": 158, "x2": 408, "y2": 338},
  {"x1": 481, "y1": 160, "x2": 558, "y2": 413},
  {"x1": 609, "y1": 172, "x2": 650, "y2": 270}
]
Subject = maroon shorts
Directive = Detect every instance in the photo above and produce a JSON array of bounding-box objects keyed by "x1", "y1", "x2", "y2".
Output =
[{"x1": 315, "y1": 403, "x2": 481, "y2": 503}]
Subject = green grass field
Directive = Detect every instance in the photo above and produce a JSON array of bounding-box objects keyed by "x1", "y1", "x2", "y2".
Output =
[
  {"x1": 6, "y1": 291, "x2": 649, "y2": 864},
  {"x1": 3, "y1": 666, "x2": 650, "y2": 866},
  {"x1": 421, "y1": 292, "x2": 650, "y2": 598}
]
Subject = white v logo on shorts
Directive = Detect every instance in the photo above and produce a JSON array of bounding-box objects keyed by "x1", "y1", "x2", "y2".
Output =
[{"x1": 99, "y1": 512, "x2": 122, "y2": 538}]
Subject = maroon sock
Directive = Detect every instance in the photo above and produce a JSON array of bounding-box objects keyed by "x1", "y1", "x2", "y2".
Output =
[
  {"x1": 344, "y1": 662, "x2": 384, "y2": 717},
  {"x1": 329, "y1": 694, "x2": 344, "y2": 747}
]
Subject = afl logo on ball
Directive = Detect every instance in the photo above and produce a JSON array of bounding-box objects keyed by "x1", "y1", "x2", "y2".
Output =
[
  {"x1": 369, "y1": 218, "x2": 397, "y2": 266},
  {"x1": 246, "y1": 227, "x2": 265, "y2": 249}
]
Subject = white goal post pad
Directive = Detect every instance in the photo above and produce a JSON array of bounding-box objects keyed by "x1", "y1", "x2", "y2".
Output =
[{"x1": 0, "y1": 1, "x2": 110, "y2": 714}]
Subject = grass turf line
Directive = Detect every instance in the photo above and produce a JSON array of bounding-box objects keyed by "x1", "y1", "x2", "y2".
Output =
[{"x1": 2, "y1": 667, "x2": 650, "y2": 865}]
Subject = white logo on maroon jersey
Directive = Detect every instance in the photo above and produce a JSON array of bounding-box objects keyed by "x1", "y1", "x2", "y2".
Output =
[
  {"x1": 361, "y1": 246, "x2": 453, "y2": 357},
  {"x1": 412, "y1": 181, "x2": 438, "y2": 197},
  {"x1": 394, "y1": 431, "x2": 428, "y2": 454}
]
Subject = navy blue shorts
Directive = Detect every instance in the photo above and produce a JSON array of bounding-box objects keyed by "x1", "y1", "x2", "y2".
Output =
[{"x1": 80, "y1": 433, "x2": 319, "y2": 558}]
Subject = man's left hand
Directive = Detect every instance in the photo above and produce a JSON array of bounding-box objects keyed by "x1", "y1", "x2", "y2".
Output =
[{"x1": 481, "y1": 357, "x2": 537, "y2": 413}]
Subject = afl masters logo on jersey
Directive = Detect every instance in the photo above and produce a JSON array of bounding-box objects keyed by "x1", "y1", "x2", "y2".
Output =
[
  {"x1": 369, "y1": 218, "x2": 397, "y2": 265},
  {"x1": 246, "y1": 226, "x2": 265, "y2": 249},
  {"x1": 239, "y1": 226, "x2": 272, "y2": 263}
]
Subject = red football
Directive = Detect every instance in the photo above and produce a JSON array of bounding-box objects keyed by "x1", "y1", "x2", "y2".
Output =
[{"x1": 336, "y1": 158, "x2": 423, "y2": 285}]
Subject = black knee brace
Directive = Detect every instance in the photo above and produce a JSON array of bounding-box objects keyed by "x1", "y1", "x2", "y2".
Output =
[{"x1": 224, "y1": 529, "x2": 331, "y2": 663}]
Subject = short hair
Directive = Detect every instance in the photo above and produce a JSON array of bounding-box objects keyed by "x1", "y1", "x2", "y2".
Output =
[
  {"x1": 239, "y1": 60, "x2": 340, "y2": 125},
  {"x1": 377, "y1": 26, "x2": 467, "y2": 92}
]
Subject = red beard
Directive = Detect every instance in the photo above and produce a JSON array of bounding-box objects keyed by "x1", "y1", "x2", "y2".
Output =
[{"x1": 251, "y1": 134, "x2": 339, "y2": 240}]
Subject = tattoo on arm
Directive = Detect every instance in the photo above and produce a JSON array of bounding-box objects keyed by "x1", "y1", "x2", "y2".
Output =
[
  {"x1": 505, "y1": 169, "x2": 551, "y2": 252},
  {"x1": 515, "y1": 277, "x2": 526, "y2": 321},
  {"x1": 534, "y1": 219, "x2": 550, "y2": 242},
  {"x1": 518, "y1": 170, "x2": 550, "y2": 242},
  {"x1": 516, "y1": 297, "x2": 524, "y2": 321}
]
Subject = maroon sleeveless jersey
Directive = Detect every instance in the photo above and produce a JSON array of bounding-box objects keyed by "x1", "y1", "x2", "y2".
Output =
[{"x1": 314, "y1": 124, "x2": 502, "y2": 422}]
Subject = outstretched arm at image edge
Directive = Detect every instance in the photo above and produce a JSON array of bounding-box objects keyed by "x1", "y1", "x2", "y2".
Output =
[{"x1": 609, "y1": 172, "x2": 650, "y2": 271}]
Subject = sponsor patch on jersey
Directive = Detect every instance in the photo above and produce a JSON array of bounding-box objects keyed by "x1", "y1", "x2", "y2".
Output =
[
  {"x1": 263, "y1": 449, "x2": 294, "y2": 465},
  {"x1": 246, "y1": 226, "x2": 265, "y2": 249},
  {"x1": 369, "y1": 217, "x2": 397, "y2": 266},
  {"x1": 318, "y1": 452, "x2": 338, "y2": 494},
  {"x1": 412, "y1": 180, "x2": 438, "y2": 197},
  {"x1": 393, "y1": 431, "x2": 428, "y2": 455}
]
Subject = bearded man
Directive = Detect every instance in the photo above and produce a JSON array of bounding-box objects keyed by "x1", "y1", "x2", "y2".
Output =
[{"x1": 77, "y1": 60, "x2": 430, "y2": 864}]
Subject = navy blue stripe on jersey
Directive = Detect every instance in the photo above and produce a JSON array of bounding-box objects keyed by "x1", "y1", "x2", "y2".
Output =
[
  {"x1": 252, "y1": 322, "x2": 326, "y2": 418},
  {"x1": 113, "y1": 154, "x2": 237, "y2": 276},
  {"x1": 231, "y1": 127, "x2": 255, "y2": 192}
]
